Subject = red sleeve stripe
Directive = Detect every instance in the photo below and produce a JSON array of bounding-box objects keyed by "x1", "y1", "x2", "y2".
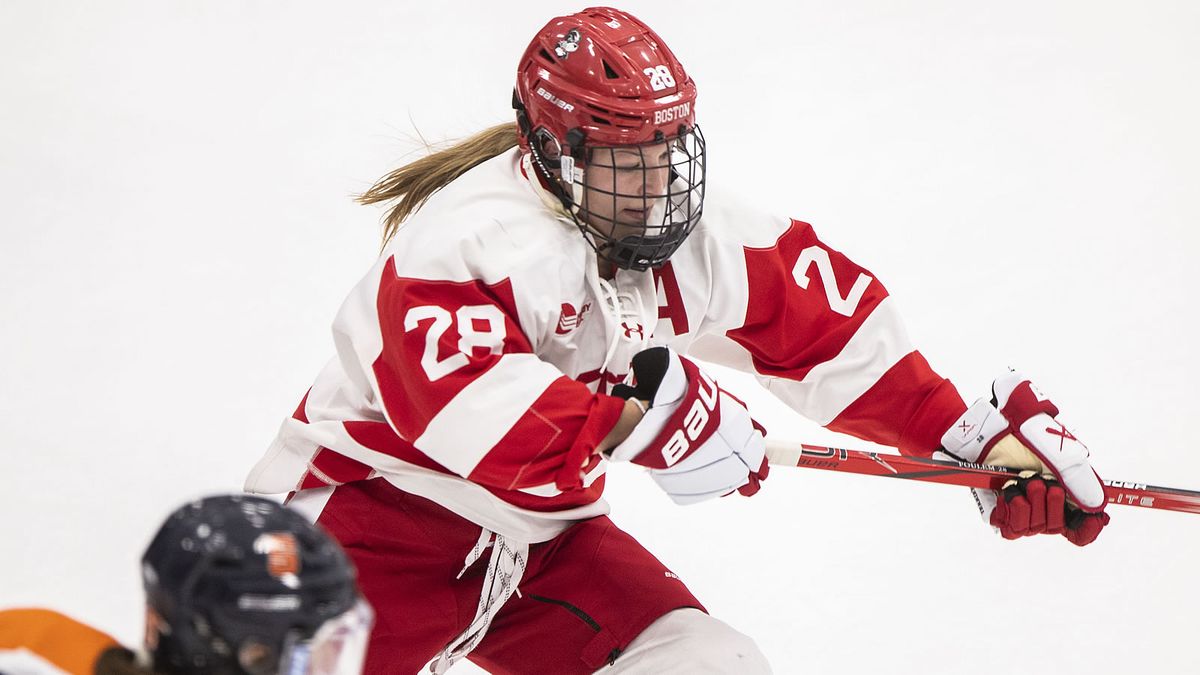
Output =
[
  {"x1": 414, "y1": 353, "x2": 564, "y2": 478},
  {"x1": 501, "y1": 455, "x2": 608, "y2": 499},
  {"x1": 763, "y1": 297, "x2": 914, "y2": 425},
  {"x1": 464, "y1": 376, "x2": 622, "y2": 491},
  {"x1": 825, "y1": 351, "x2": 966, "y2": 456}
]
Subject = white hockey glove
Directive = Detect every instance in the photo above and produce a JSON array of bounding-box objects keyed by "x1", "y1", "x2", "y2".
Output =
[
  {"x1": 607, "y1": 347, "x2": 769, "y2": 505},
  {"x1": 940, "y1": 371, "x2": 1110, "y2": 546}
]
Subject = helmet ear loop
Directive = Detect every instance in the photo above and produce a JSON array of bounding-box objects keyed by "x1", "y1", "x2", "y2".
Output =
[
  {"x1": 564, "y1": 154, "x2": 587, "y2": 217},
  {"x1": 526, "y1": 127, "x2": 580, "y2": 211},
  {"x1": 562, "y1": 130, "x2": 589, "y2": 218}
]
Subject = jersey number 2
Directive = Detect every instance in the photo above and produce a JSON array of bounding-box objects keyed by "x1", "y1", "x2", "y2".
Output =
[
  {"x1": 404, "y1": 305, "x2": 506, "y2": 381},
  {"x1": 791, "y1": 246, "x2": 873, "y2": 317}
]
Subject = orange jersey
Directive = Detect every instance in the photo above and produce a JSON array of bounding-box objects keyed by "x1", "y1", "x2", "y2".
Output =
[{"x1": 0, "y1": 608, "x2": 126, "y2": 675}]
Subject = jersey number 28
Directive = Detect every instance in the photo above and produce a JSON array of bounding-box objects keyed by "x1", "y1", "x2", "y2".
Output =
[{"x1": 404, "y1": 305, "x2": 506, "y2": 381}]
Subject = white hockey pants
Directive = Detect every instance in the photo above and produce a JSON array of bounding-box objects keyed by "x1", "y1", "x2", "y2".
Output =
[{"x1": 603, "y1": 607, "x2": 772, "y2": 673}]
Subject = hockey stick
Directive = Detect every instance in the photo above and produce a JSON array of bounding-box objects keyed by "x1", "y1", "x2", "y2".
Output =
[{"x1": 765, "y1": 440, "x2": 1200, "y2": 515}]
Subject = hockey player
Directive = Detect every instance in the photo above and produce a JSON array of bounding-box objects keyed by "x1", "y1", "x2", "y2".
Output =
[
  {"x1": 0, "y1": 495, "x2": 372, "y2": 675},
  {"x1": 244, "y1": 6, "x2": 1110, "y2": 673}
]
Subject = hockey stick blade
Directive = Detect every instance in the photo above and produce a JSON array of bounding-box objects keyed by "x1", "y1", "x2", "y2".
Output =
[{"x1": 765, "y1": 440, "x2": 1200, "y2": 515}]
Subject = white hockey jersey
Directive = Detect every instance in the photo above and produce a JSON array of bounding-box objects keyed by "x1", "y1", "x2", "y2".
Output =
[{"x1": 245, "y1": 149, "x2": 966, "y2": 543}]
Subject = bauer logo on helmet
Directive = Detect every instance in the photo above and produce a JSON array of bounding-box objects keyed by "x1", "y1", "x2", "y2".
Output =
[{"x1": 535, "y1": 86, "x2": 574, "y2": 113}]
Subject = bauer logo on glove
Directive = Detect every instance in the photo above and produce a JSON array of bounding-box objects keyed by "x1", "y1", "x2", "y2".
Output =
[
  {"x1": 608, "y1": 347, "x2": 770, "y2": 505},
  {"x1": 660, "y1": 366, "x2": 720, "y2": 467}
]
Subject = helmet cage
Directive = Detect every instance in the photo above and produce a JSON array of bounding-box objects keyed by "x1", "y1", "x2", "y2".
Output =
[
  {"x1": 518, "y1": 96, "x2": 706, "y2": 271},
  {"x1": 562, "y1": 125, "x2": 705, "y2": 271}
]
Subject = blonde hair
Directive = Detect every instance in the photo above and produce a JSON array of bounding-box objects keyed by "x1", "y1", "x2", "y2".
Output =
[{"x1": 357, "y1": 122, "x2": 521, "y2": 248}]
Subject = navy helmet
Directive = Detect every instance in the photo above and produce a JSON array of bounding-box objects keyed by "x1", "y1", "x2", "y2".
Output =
[{"x1": 141, "y1": 495, "x2": 372, "y2": 675}]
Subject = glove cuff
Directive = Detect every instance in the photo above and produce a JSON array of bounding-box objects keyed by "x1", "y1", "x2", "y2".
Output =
[
  {"x1": 614, "y1": 347, "x2": 687, "y2": 408},
  {"x1": 939, "y1": 398, "x2": 1011, "y2": 463},
  {"x1": 608, "y1": 349, "x2": 693, "y2": 464}
]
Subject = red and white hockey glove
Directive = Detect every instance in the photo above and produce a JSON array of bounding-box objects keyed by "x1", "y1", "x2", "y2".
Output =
[
  {"x1": 940, "y1": 371, "x2": 1110, "y2": 546},
  {"x1": 607, "y1": 347, "x2": 769, "y2": 505}
]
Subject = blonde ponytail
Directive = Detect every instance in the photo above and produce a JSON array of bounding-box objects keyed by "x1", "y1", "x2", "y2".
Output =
[{"x1": 357, "y1": 123, "x2": 520, "y2": 248}]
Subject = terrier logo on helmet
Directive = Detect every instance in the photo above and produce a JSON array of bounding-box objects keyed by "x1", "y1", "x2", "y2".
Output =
[
  {"x1": 554, "y1": 29, "x2": 581, "y2": 58},
  {"x1": 254, "y1": 532, "x2": 301, "y2": 583}
]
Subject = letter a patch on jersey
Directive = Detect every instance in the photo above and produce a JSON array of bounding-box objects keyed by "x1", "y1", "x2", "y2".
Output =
[{"x1": 654, "y1": 263, "x2": 690, "y2": 336}]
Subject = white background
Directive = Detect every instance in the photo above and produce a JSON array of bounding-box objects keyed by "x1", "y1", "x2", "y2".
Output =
[{"x1": 3, "y1": 1, "x2": 1199, "y2": 673}]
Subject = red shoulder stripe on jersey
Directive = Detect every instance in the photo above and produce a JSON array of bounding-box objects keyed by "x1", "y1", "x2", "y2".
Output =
[
  {"x1": 373, "y1": 261, "x2": 532, "y2": 441},
  {"x1": 728, "y1": 220, "x2": 888, "y2": 381}
]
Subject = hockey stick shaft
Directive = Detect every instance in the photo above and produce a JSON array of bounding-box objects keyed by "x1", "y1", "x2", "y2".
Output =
[{"x1": 765, "y1": 440, "x2": 1200, "y2": 515}]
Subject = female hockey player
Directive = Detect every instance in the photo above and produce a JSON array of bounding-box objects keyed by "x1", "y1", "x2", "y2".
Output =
[
  {"x1": 244, "y1": 6, "x2": 1110, "y2": 673},
  {"x1": 0, "y1": 495, "x2": 372, "y2": 675}
]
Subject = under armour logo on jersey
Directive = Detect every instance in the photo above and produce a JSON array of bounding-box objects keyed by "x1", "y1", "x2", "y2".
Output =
[
  {"x1": 621, "y1": 322, "x2": 644, "y2": 340},
  {"x1": 555, "y1": 301, "x2": 591, "y2": 335},
  {"x1": 554, "y1": 29, "x2": 581, "y2": 58}
]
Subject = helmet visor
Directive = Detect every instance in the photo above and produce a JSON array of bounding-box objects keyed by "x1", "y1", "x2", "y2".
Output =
[{"x1": 280, "y1": 599, "x2": 374, "y2": 675}]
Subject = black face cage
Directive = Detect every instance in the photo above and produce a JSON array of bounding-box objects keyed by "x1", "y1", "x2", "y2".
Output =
[{"x1": 528, "y1": 122, "x2": 707, "y2": 272}]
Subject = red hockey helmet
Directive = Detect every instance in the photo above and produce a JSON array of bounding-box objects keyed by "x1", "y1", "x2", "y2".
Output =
[
  {"x1": 515, "y1": 6, "x2": 698, "y2": 151},
  {"x1": 514, "y1": 7, "x2": 706, "y2": 271}
]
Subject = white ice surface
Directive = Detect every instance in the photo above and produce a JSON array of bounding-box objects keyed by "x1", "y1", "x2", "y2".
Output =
[{"x1": 2, "y1": 2, "x2": 1198, "y2": 673}]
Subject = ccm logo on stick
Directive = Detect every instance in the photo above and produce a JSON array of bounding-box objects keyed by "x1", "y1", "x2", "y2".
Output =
[{"x1": 661, "y1": 369, "x2": 719, "y2": 466}]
